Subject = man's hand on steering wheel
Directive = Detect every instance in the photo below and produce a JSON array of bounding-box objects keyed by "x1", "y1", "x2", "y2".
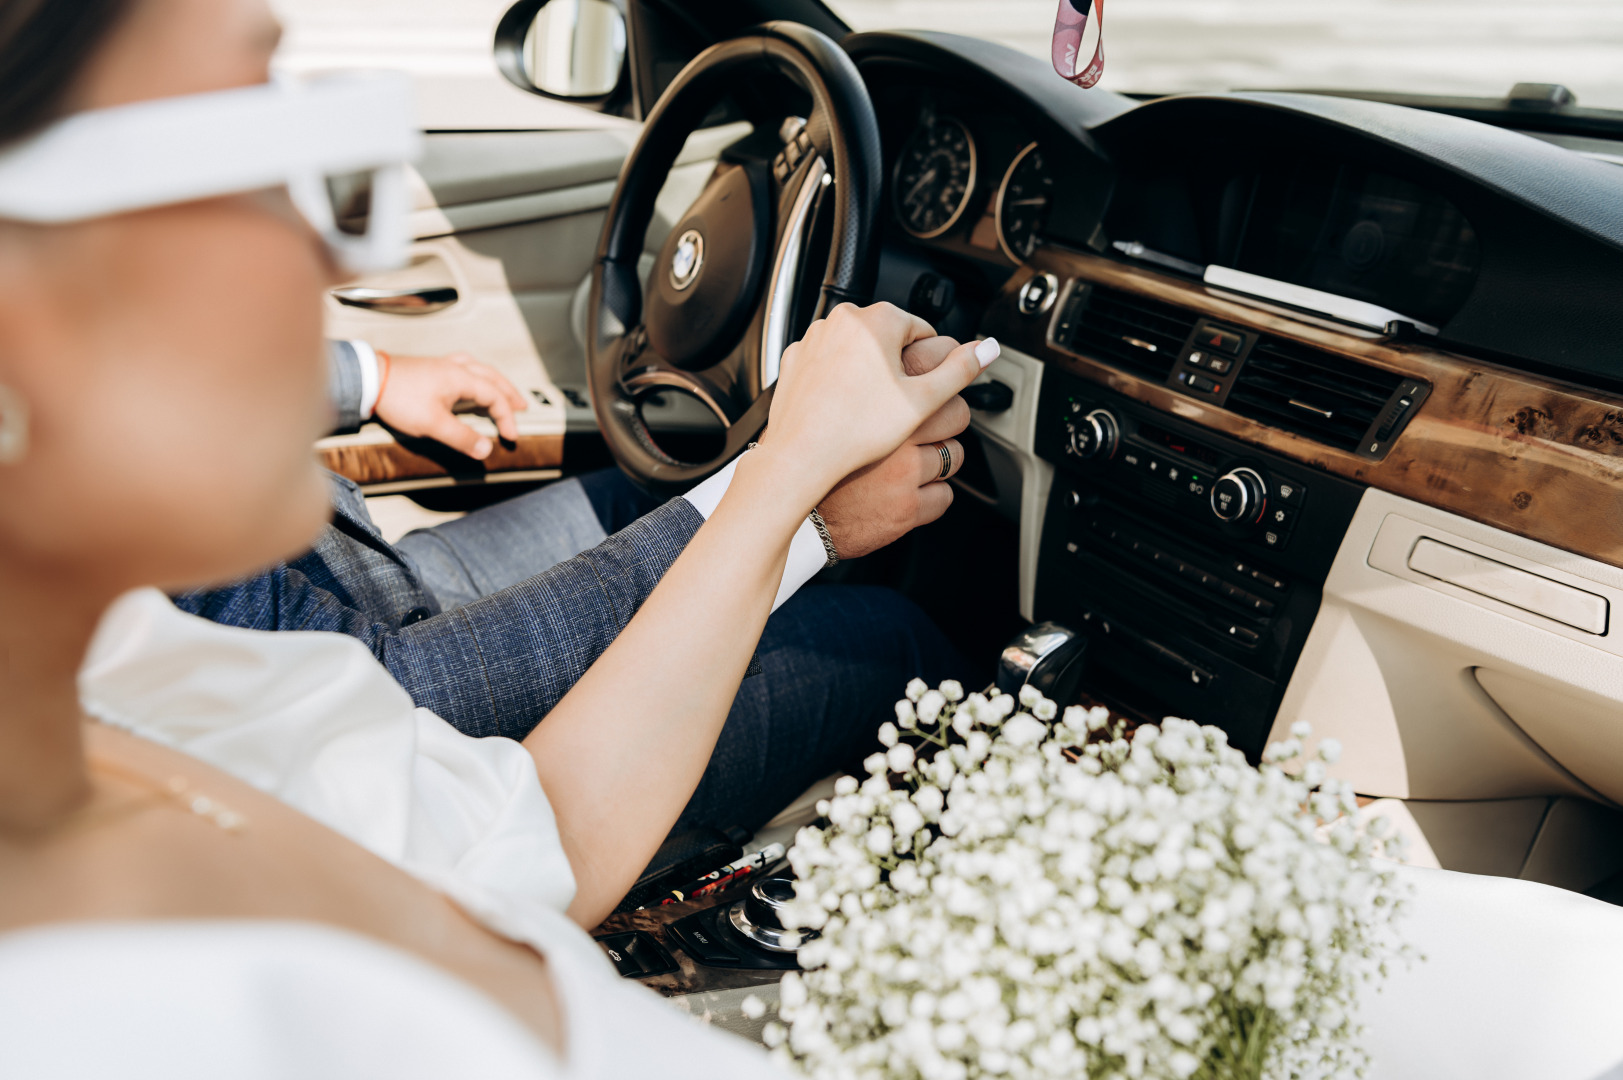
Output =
[
  {"x1": 374, "y1": 352, "x2": 531, "y2": 460},
  {"x1": 816, "y1": 334, "x2": 988, "y2": 559}
]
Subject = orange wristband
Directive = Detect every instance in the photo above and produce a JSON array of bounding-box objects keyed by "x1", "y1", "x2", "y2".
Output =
[{"x1": 374, "y1": 349, "x2": 392, "y2": 409}]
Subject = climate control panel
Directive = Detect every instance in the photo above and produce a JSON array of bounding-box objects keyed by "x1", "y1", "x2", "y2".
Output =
[{"x1": 1053, "y1": 400, "x2": 1309, "y2": 553}]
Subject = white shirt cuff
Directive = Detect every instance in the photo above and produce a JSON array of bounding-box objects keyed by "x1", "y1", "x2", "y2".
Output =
[
  {"x1": 681, "y1": 455, "x2": 827, "y2": 614},
  {"x1": 349, "y1": 339, "x2": 382, "y2": 420}
]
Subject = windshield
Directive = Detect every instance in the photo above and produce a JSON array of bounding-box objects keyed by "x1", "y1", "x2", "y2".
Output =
[{"x1": 828, "y1": 0, "x2": 1623, "y2": 112}]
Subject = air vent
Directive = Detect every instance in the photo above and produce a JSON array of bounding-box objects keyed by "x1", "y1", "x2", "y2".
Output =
[
  {"x1": 1227, "y1": 337, "x2": 1406, "y2": 451},
  {"x1": 1068, "y1": 286, "x2": 1198, "y2": 381}
]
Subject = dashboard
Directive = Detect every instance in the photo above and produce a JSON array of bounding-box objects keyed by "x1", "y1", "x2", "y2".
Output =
[{"x1": 844, "y1": 32, "x2": 1623, "y2": 831}]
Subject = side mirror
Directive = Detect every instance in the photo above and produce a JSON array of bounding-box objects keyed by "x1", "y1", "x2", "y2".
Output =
[{"x1": 495, "y1": 0, "x2": 628, "y2": 104}]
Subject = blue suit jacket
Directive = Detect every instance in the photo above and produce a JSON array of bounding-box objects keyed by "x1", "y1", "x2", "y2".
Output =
[{"x1": 175, "y1": 345, "x2": 703, "y2": 740}]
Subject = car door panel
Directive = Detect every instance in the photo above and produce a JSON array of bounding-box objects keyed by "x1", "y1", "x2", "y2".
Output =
[{"x1": 320, "y1": 122, "x2": 751, "y2": 490}]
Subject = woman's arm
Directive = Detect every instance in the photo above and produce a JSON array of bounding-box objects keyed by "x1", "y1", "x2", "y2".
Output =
[{"x1": 524, "y1": 304, "x2": 991, "y2": 926}]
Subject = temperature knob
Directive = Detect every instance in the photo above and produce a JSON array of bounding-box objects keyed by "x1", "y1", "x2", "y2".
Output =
[
  {"x1": 1067, "y1": 409, "x2": 1120, "y2": 460},
  {"x1": 1210, "y1": 467, "x2": 1267, "y2": 524}
]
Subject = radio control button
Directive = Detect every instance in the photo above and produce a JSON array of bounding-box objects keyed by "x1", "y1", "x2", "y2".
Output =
[
  {"x1": 1225, "y1": 624, "x2": 1261, "y2": 645},
  {"x1": 1248, "y1": 568, "x2": 1286, "y2": 591}
]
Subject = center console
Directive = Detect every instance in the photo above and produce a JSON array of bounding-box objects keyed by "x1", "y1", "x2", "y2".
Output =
[{"x1": 1034, "y1": 368, "x2": 1363, "y2": 756}]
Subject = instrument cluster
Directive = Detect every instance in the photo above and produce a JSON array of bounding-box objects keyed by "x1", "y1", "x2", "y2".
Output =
[{"x1": 889, "y1": 103, "x2": 1057, "y2": 267}]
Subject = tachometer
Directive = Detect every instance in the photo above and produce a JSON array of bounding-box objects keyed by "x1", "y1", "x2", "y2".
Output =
[
  {"x1": 995, "y1": 142, "x2": 1055, "y2": 263},
  {"x1": 893, "y1": 114, "x2": 978, "y2": 239}
]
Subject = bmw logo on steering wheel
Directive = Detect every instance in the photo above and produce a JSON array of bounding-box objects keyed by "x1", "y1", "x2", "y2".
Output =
[{"x1": 669, "y1": 229, "x2": 705, "y2": 291}]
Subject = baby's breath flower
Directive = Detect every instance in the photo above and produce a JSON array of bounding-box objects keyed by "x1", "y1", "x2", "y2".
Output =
[
  {"x1": 895, "y1": 699, "x2": 919, "y2": 730},
  {"x1": 906, "y1": 678, "x2": 929, "y2": 703},
  {"x1": 918, "y1": 689, "x2": 948, "y2": 724},
  {"x1": 776, "y1": 682, "x2": 1405, "y2": 1080},
  {"x1": 888, "y1": 743, "x2": 917, "y2": 774},
  {"x1": 878, "y1": 722, "x2": 900, "y2": 748}
]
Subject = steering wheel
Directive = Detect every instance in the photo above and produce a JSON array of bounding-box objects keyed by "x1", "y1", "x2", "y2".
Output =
[{"x1": 587, "y1": 23, "x2": 882, "y2": 495}]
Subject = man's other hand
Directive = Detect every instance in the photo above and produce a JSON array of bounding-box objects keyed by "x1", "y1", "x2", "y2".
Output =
[
  {"x1": 817, "y1": 335, "x2": 978, "y2": 559},
  {"x1": 374, "y1": 353, "x2": 531, "y2": 460}
]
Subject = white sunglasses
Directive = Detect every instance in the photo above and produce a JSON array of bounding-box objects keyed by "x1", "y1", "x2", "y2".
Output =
[{"x1": 0, "y1": 72, "x2": 421, "y2": 273}]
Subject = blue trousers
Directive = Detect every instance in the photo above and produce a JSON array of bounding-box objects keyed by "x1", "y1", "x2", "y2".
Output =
[{"x1": 393, "y1": 470, "x2": 965, "y2": 832}]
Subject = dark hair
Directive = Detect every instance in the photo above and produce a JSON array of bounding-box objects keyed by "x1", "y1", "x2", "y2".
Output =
[{"x1": 0, "y1": 0, "x2": 133, "y2": 145}]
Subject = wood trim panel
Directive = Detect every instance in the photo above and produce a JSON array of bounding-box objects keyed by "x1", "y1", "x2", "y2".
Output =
[
  {"x1": 984, "y1": 250, "x2": 1623, "y2": 570},
  {"x1": 317, "y1": 430, "x2": 565, "y2": 488}
]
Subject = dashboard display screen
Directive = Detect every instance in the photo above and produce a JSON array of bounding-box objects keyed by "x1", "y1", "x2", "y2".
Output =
[{"x1": 1227, "y1": 162, "x2": 1480, "y2": 326}]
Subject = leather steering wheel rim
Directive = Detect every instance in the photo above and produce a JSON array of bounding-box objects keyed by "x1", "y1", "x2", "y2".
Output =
[{"x1": 587, "y1": 22, "x2": 882, "y2": 495}]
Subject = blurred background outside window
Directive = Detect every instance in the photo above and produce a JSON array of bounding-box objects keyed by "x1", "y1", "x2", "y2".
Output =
[{"x1": 269, "y1": 0, "x2": 1623, "y2": 122}]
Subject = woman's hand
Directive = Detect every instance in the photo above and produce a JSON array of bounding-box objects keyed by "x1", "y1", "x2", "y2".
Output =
[
  {"x1": 763, "y1": 303, "x2": 997, "y2": 503},
  {"x1": 817, "y1": 336, "x2": 975, "y2": 559}
]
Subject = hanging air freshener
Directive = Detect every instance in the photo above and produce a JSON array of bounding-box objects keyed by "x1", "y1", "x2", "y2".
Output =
[{"x1": 1052, "y1": 0, "x2": 1105, "y2": 88}]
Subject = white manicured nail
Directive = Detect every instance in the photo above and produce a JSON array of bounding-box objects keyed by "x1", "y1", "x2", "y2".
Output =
[{"x1": 976, "y1": 337, "x2": 1001, "y2": 368}]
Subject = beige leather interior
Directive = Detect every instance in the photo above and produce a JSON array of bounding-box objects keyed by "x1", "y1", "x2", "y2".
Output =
[{"x1": 319, "y1": 121, "x2": 751, "y2": 476}]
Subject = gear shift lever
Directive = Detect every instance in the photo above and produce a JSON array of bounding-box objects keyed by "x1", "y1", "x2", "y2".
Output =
[
  {"x1": 728, "y1": 878, "x2": 810, "y2": 954},
  {"x1": 997, "y1": 622, "x2": 1088, "y2": 707}
]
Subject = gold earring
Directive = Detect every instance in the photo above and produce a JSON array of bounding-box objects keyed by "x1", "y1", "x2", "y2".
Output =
[{"x1": 0, "y1": 383, "x2": 29, "y2": 464}]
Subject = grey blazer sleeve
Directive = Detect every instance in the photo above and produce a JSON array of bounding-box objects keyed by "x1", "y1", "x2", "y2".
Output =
[
  {"x1": 386, "y1": 497, "x2": 705, "y2": 739},
  {"x1": 327, "y1": 339, "x2": 366, "y2": 435},
  {"x1": 174, "y1": 497, "x2": 704, "y2": 742}
]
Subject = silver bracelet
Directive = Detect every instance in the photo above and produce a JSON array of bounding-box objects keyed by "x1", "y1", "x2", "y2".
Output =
[{"x1": 808, "y1": 507, "x2": 840, "y2": 568}]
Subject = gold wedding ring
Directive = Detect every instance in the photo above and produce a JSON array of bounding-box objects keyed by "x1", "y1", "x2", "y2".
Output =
[{"x1": 935, "y1": 441, "x2": 953, "y2": 480}]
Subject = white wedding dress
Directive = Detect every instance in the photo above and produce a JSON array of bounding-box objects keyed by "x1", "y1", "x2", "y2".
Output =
[
  {"x1": 2, "y1": 588, "x2": 1622, "y2": 1078},
  {"x1": 0, "y1": 588, "x2": 789, "y2": 1080}
]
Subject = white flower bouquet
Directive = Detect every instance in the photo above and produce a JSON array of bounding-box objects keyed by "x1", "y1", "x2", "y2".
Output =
[{"x1": 768, "y1": 681, "x2": 1407, "y2": 1080}]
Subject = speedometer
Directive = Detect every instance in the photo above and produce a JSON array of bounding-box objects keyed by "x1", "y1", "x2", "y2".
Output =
[
  {"x1": 893, "y1": 114, "x2": 978, "y2": 239},
  {"x1": 995, "y1": 142, "x2": 1055, "y2": 264}
]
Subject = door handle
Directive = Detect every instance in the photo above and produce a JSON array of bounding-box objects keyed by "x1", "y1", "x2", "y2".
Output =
[{"x1": 332, "y1": 285, "x2": 459, "y2": 316}]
